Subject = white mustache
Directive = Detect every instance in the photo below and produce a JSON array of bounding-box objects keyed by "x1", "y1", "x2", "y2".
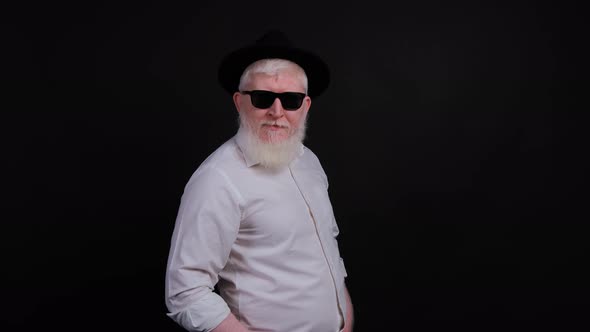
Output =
[{"x1": 261, "y1": 121, "x2": 289, "y2": 128}]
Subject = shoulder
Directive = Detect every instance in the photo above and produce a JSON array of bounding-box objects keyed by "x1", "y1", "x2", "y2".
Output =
[
  {"x1": 184, "y1": 137, "x2": 245, "y2": 191},
  {"x1": 191, "y1": 137, "x2": 247, "y2": 175},
  {"x1": 296, "y1": 145, "x2": 330, "y2": 188},
  {"x1": 300, "y1": 145, "x2": 326, "y2": 173}
]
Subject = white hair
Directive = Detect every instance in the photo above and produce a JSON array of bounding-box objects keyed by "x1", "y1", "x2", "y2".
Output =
[{"x1": 238, "y1": 58, "x2": 308, "y2": 93}]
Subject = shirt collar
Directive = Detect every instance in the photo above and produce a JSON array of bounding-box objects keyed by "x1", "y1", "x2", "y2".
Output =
[{"x1": 234, "y1": 129, "x2": 305, "y2": 168}]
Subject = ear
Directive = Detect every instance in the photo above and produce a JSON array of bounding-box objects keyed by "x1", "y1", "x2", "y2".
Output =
[
  {"x1": 233, "y1": 92, "x2": 242, "y2": 113},
  {"x1": 302, "y1": 96, "x2": 312, "y2": 113}
]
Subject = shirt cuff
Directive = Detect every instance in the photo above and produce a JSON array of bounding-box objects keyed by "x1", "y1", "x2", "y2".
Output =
[{"x1": 167, "y1": 291, "x2": 231, "y2": 332}]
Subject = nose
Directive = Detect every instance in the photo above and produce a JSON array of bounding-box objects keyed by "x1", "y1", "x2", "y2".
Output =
[{"x1": 266, "y1": 97, "x2": 285, "y2": 118}]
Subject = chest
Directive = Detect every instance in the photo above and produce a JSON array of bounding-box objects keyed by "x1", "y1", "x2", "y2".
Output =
[{"x1": 236, "y1": 167, "x2": 335, "y2": 248}]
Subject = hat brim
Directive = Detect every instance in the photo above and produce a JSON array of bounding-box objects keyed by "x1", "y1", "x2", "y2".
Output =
[{"x1": 218, "y1": 44, "x2": 330, "y2": 99}]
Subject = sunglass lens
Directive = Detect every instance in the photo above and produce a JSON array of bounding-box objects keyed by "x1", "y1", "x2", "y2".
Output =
[
  {"x1": 280, "y1": 93, "x2": 305, "y2": 110},
  {"x1": 250, "y1": 91, "x2": 275, "y2": 109}
]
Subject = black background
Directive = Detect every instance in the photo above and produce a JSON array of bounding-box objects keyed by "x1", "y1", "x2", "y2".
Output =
[{"x1": 3, "y1": 0, "x2": 588, "y2": 331}]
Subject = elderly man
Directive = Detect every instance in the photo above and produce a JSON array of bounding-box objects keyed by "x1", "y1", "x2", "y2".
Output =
[{"x1": 165, "y1": 30, "x2": 353, "y2": 332}]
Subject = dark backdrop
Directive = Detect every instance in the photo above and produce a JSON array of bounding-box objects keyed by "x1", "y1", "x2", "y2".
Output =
[{"x1": 3, "y1": 1, "x2": 588, "y2": 331}]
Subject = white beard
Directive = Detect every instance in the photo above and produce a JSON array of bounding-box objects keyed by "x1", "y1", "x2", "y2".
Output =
[{"x1": 236, "y1": 112, "x2": 307, "y2": 169}]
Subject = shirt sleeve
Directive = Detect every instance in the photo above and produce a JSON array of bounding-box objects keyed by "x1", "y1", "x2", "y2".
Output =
[{"x1": 165, "y1": 166, "x2": 243, "y2": 332}]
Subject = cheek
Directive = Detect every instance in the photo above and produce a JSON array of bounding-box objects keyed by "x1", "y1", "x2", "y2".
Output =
[
  {"x1": 287, "y1": 112, "x2": 304, "y2": 127},
  {"x1": 243, "y1": 110, "x2": 264, "y2": 124}
]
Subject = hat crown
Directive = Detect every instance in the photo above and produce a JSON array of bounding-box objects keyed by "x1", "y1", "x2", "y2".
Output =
[
  {"x1": 218, "y1": 29, "x2": 330, "y2": 98},
  {"x1": 254, "y1": 29, "x2": 293, "y2": 47}
]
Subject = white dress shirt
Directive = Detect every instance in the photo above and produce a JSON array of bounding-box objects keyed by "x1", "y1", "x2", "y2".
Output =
[{"x1": 165, "y1": 133, "x2": 348, "y2": 332}]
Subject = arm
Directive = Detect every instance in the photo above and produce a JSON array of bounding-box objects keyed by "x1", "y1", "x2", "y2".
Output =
[
  {"x1": 165, "y1": 168, "x2": 243, "y2": 331},
  {"x1": 343, "y1": 286, "x2": 354, "y2": 332}
]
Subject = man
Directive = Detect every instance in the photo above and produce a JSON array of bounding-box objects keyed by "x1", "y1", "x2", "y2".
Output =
[{"x1": 165, "y1": 30, "x2": 353, "y2": 332}]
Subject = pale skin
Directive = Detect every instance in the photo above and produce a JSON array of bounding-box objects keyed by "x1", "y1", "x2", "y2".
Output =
[
  {"x1": 212, "y1": 67, "x2": 354, "y2": 332},
  {"x1": 233, "y1": 69, "x2": 311, "y2": 143}
]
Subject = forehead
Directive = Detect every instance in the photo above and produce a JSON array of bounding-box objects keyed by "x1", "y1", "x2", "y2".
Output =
[{"x1": 245, "y1": 70, "x2": 306, "y2": 93}]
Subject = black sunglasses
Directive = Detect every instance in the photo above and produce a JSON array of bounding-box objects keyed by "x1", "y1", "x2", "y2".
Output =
[{"x1": 241, "y1": 90, "x2": 306, "y2": 111}]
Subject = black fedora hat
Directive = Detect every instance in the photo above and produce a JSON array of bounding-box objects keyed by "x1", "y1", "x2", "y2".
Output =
[{"x1": 217, "y1": 30, "x2": 330, "y2": 98}]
